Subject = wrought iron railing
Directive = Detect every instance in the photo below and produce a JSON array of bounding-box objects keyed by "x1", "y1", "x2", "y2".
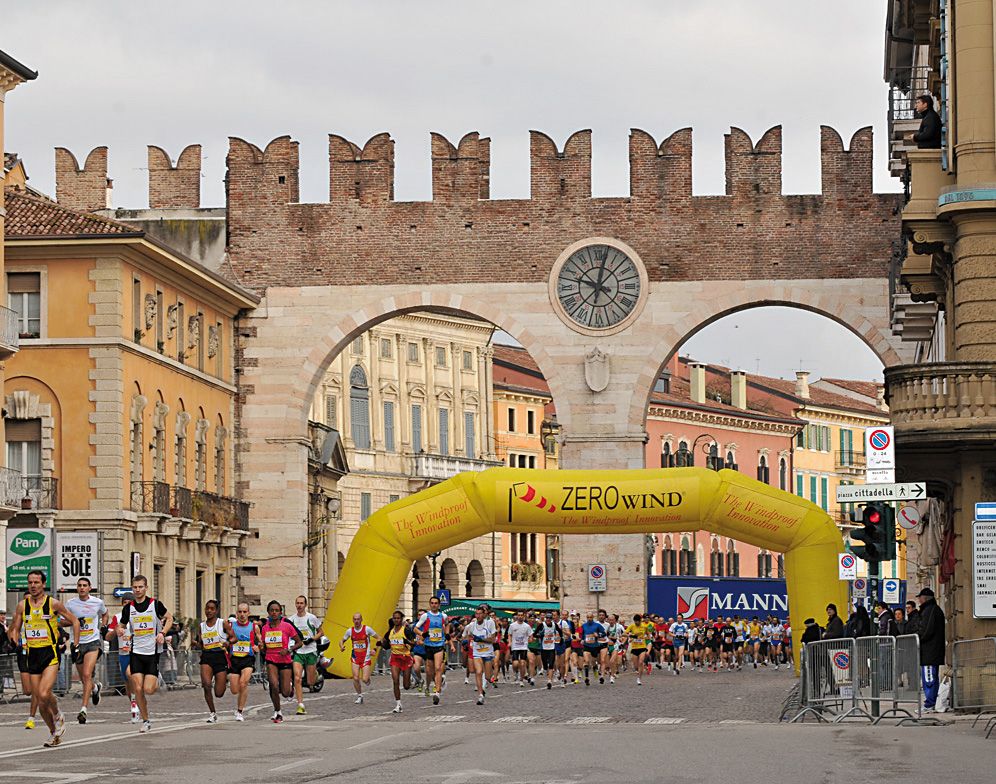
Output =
[
  {"x1": 191, "y1": 490, "x2": 249, "y2": 530},
  {"x1": 0, "y1": 305, "x2": 20, "y2": 354},
  {"x1": 130, "y1": 480, "x2": 171, "y2": 514},
  {"x1": 22, "y1": 476, "x2": 58, "y2": 509},
  {"x1": 834, "y1": 451, "x2": 867, "y2": 470},
  {"x1": 0, "y1": 466, "x2": 24, "y2": 507},
  {"x1": 171, "y1": 485, "x2": 193, "y2": 519}
]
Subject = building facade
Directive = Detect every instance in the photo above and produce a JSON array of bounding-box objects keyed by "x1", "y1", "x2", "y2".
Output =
[
  {"x1": 491, "y1": 344, "x2": 561, "y2": 602},
  {"x1": 309, "y1": 313, "x2": 501, "y2": 616},
  {"x1": 2, "y1": 187, "x2": 257, "y2": 618}
]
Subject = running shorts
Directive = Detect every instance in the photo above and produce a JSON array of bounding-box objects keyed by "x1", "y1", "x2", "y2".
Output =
[
  {"x1": 266, "y1": 659, "x2": 293, "y2": 672},
  {"x1": 630, "y1": 647, "x2": 647, "y2": 657},
  {"x1": 540, "y1": 649, "x2": 556, "y2": 669},
  {"x1": 78, "y1": 640, "x2": 103, "y2": 659},
  {"x1": 583, "y1": 646, "x2": 601, "y2": 657},
  {"x1": 663, "y1": 644, "x2": 675, "y2": 652},
  {"x1": 389, "y1": 654, "x2": 413, "y2": 671},
  {"x1": 423, "y1": 644, "x2": 445, "y2": 658},
  {"x1": 771, "y1": 640, "x2": 782, "y2": 648},
  {"x1": 293, "y1": 651, "x2": 319, "y2": 667},
  {"x1": 118, "y1": 653, "x2": 130, "y2": 682},
  {"x1": 229, "y1": 655, "x2": 255, "y2": 673},
  {"x1": 130, "y1": 652, "x2": 160, "y2": 677},
  {"x1": 25, "y1": 646, "x2": 59, "y2": 675},
  {"x1": 412, "y1": 644, "x2": 426, "y2": 658},
  {"x1": 201, "y1": 649, "x2": 229, "y2": 675},
  {"x1": 16, "y1": 648, "x2": 28, "y2": 673},
  {"x1": 555, "y1": 643, "x2": 568, "y2": 655},
  {"x1": 351, "y1": 652, "x2": 372, "y2": 668},
  {"x1": 511, "y1": 649, "x2": 528, "y2": 662},
  {"x1": 721, "y1": 643, "x2": 735, "y2": 653}
]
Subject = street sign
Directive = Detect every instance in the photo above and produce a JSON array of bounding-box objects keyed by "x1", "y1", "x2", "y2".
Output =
[
  {"x1": 5, "y1": 528, "x2": 53, "y2": 591},
  {"x1": 865, "y1": 426, "x2": 895, "y2": 470},
  {"x1": 112, "y1": 587, "x2": 134, "y2": 599},
  {"x1": 883, "y1": 578, "x2": 900, "y2": 604},
  {"x1": 838, "y1": 553, "x2": 857, "y2": 580},
  {"x1": 972, "y1": 520, "x2": 996, "y2": 619},
  {"x1": 55, "y1": 531, "x2": 100, "y2": 593},
  {"x1": 853, "y1": 577, "x2": 867, "y2": 598},
  {"x1": 865, "y1": 469, "x2": 896, "y2": 484},
  {"x1": 975, "y1": 502, "x2": 996, "y2": 521},
  {"x1": 835, "y1": 482, "x2": 926, "y2": 503},
  {"x1": 434, "y1": 588, "x2": 451, "y2": 607},
  {"x1": 587, "y1": 563, "x2": 607, "y2": 592},
  {"x1": 898, "y1": 504, "x2": 921, "y2": 530}
]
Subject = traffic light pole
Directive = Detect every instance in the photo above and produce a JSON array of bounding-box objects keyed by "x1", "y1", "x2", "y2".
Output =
[{"x1": 869, "y1": 559, "x2": 880, "y2": 719}]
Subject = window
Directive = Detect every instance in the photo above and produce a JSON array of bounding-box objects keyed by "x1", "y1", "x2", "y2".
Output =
[
  {"x1": 820, "y1": 476, "x2": 828, "y2": 511},
  {"x1": 653, "y1": 375, "x2": 670, "y2": 394},
  {"x1": 195, "y1": 570, "x2": 204, "y2": 614},
  {"x1": 154, "y1": 565, "x2": 163, "y2": 601},
  {"x1": 679, "y1": 537, "x2": 695, "y2": 576},
  {"x1": 214, "y1": 321, "x2": 224, "y2": 377},
  {"x1": 195, "y1": 440, "x2": 207, "y2": 491},
  {"x1": 380, "y1": 338, "x2": 393, "y2": 359},
  {"x1": 360, "y1": 492, "x2": 372, "y2": 521},
  {"x1": 383, "y1": 401, "x2": 396, "y2": 452},
  {"x1": 438, "y1": 408, "x2": 449, "y2": 455},
  {"x1": 435, "y1": 346, "x2": 447, "y2": 367},
  {"x1": 349, "y1": 365, "x2": 371, "y2": 449},
  {"x1": 527, "y1": 410, "x2": 536, "y2": 435},
  {"x1": 822, "y1": 426, "x2": 831, "y2": 452},
  {"x1": 757, "y1": 455, "x2": 769, "y2": 484},
  {"x1": 175, "y1": 430, "x2": 187, "y2": 487},
  {"x1": 507, "y1": 408, "x2": 516, "y2": 432},
  {"x1": 796, "y1": 429, "x2": 805, "y2": 448},
  {"x1": 174, "y1": 567, "x2": 183, "y2": 618},
  {"x1": 351, "y1": 336, "x2": 363, "y2": 354},
  {"x1": 389, "y1": 494, "x2": 400, "y2": 504},
  {"x1": 407, "y1": 342, "x2": 419, "y2": 362},
  {"x1": 411, "y1": 404, "x2": 423, "y2": 452},
  {"x1": 519, "y1": 534, "x2": 528, "y2": 562},
  {"x1": 215, "y1": 572, "x2": 224, "y2": 608},
  {"x1": 132, "y1": 278, "x2": 142, "y2": 342},
  {"x1": 6, "y1": 420, "x2": 42, "y2": 484},
  {"x1": 176, "y1": 301, "x2": 185, "y2": 362},
  {"x1": 725, "y1": 450, "x2": 737, "y2": 471},
  {"x1": 710, "y1": 543, "x2": 724, "y2": 577},
  {"x1": 156, "y1": 291, "x2": 165, "y2": 350},
  {"x1": 462, "y1": 350, "x2": 473, "y2": 370},
  {"x1": 324, "y1": 394, "x2": 337, "y2": 428},
  {"x1": 215, "y1": 431, "x2": 226, "y2": 495},
  {"x1": 196, "y1": 313, "x2": 205, "y2": 370},
  {"x1": 726, "y1": 541, "x2": 740, "y2": 576},
  {"x1": 661, "y1": 539, "x2": 676, "y2": 576},
  {"x1": 510, "y1": 533, "x2": 519, "y2": 564},
  {"x1": 777, "y1": 554, "x2": 785, "y2": 579},
  {"x1": 779, "y1": 458, "x2": 787, "y2": 491},
  {"x1": 7, "y1": 272, "x2": 41, "y2": 338},
  {"x1": 809, "y1": 475, "x2": 818, "y2": 504},
  {"x1": 153, "y1": 421, "x2": 166, "y2": 483},
  {"x1": 464, "y1": 412, "x2": 475, "y2": 457},
  {"x1": 758, "y1": 551, "x2": 773, "y2": 578}
]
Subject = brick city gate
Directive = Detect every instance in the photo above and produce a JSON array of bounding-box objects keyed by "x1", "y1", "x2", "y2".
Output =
[{"x1": 223, "y1": 124, "x2": 908, "y2": 612}]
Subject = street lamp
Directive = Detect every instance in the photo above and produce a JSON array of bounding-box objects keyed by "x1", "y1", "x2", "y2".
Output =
[{"x1": 430, "y1": 551, "x2": 441, "y2": 593}]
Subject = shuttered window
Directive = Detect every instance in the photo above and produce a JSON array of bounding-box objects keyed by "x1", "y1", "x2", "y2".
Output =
[
  {"x1": 383, "y1": 401, "x2": 395, "y2": 452},
  {"x1": 438, "y1": 409, "x2": 449, "y2": 456},
  {"x1": 349, "y1": 365, "x2": 370, "y2": 449},
  {"x1": 464, "y1": 412, "x2": 475, "y2": 457},
  {"x1": 411, "y1": 405, "x2": 423, "y2": 452}
]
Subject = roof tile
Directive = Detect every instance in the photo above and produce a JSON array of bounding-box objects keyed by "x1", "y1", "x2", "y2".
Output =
[{"x1": 4, "y1": 188, "x2": 141, "y2": 238}]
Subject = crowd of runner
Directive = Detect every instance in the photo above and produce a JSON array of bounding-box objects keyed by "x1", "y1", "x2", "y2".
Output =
[{"x1": 4, "y1": 571, "x2": 793, "y2": 748}]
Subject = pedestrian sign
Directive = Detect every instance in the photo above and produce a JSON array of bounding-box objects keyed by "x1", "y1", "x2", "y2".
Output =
[
  {"x1": 434, "y1": 588, "x2": 451, "y2": 607},
  {"x1": 838, "y1": 553, "x2": 857, "y2": 580}
]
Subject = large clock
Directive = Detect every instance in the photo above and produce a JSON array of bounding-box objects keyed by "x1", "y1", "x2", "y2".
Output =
[{"x1": 549, "y1": 238, "x2": 648, "y2": 335}]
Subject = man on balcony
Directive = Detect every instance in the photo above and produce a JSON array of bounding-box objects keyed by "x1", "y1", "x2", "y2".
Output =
[{"x1": 913, "y1": 95, "x2": 942, "y2": 149}]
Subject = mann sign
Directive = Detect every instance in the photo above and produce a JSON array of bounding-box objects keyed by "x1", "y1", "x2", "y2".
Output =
[{"x1": 647, "y1": 576, "x2": 788, "y2": 620}]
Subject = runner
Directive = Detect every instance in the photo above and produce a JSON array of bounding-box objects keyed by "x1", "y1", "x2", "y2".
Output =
[
  {"x1": 339, "y1": 612, "x2": 378, "y2": 704},
  {"x1": 289, "y1": 595, "x2": 322, "y2": 715},
  {"x1": 579, "y1": 611, "x2": 603, "y2": 686},
  {"x1": 106, "y1": 595, "x2": 139, "y2": 722},
  {"x1": 719, "y1": 617, "x2": 736, "y2": 672},
  {"x1": 603, "y1": 613, "x2": 625, "y2": 684},
  {"x1": 120, "y1": 574, "x2": 173, "y2": 733},
  {"x1": 15, "y1": 604, "x2": 38, "y2": 729},
  {"x1": 769, "y1": 617, "x2": 786, "y2": 668},
  {"x1": 525, "y1": 614, "x2": 542, "y2": 685},
  {"x1": 413, "y1": 596, "x2": 448, "y2": 705},
  {"x1": 564, "y1": 611, "x2": 581, "y2": 684},
  {"x1": 533, "y1": 612, "x2": 559, "y2": 689},
  {"x1": 63, "y1": 577, "x2": 108, "y2": 724},
  {"x1": 749, "y1": 615, "x2": 762, "y2": 667},
  {"x1": 671, "y1": 614, "x2": 688, "y2": 674},
  {"x1": 6, "y1": 570, "x2": 80, "y2": 748},
  {"x1": 462, "y1": 605, "x2": 497, "y2": 705},
  {"x1": 263, "y1": 599, "x2": 304, "y2": 723},
  {"x1": 227, "y1": 602, "x2": 260, "y2": 721},
  {"x1": 382, "y1": 610, "x2": 415, "y2": 713},
  {"x1": 193, "y1": 600, "x2": 232, "y2": 723},
  {"x1": 507, "y1": 611, "x2": 533, "y2": 686},
  {"x1": 623, "y1": 614, "x2": 651, "y2": 686}
]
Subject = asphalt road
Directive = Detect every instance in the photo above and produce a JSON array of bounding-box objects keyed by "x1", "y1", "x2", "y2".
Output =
[{"x1": 0, "y1": 666, "x2": 985, "y2": 783}]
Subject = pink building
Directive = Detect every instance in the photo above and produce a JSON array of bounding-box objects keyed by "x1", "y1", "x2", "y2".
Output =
[{"x1": 646, "y1": 356, "x2": 802, "y2": 579}]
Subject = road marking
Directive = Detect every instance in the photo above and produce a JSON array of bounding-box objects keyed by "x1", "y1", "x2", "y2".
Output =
[
  {"x1": 719, "y1": 719, "x2": 756, "y2": 724},
  {"x1": 269, "y1": 758, "x2": 319, "y2": 772},
  {"x1": 421, "y1": 714, "x2": 464, "y2": 722},
  {"x1": 644, "y1": 717, "x2": 685, "y2": 724},
  {"x1": 347, "y1": 731, "x2": 414, "y2": 750},
  {"x1": 492, "y1": 715, "x2": 541, "y2": 723},
  {"x1": 0, "y1": 719, "x2": 203, "y2": 760},
  {"x1": 5, "y1": 774, "x2": 99, "y2": 783},
  {"x1": 564, "y1": 716, "x2": 612, "y2": 724}
]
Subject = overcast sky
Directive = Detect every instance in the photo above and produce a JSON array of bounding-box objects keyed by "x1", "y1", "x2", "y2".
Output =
[{"x1": 7, "y1": 0, "x2": 890, "y2": 381}]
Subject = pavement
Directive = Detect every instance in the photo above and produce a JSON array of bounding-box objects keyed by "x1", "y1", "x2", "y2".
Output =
[{"x1": 0, "y1": 664, "x2": 989, "y2": 783}]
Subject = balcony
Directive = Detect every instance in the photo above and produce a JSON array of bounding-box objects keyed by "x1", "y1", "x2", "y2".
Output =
[
  {"x1": 130, "y1": 482, "x2": 249, "y2": 530},
  {"x1": 192, "y1": 490, "x2": 250, "y2": 531},
  {"x1": 131, "y1": 481, "x2": 172, "y2": 514},
  {"x1": 410, "y1": 453, "x2": 503, "y2": 483},
  {"x1": 0, "y1": 305, "x2": 20, "y2": 356},
  {"x1": 0, "y1": 466, "x2": 23, "y2": 509},
  {"x1": 885, "y1": 362, "x2": 996, "y2": 444},
  {"x1": 171, "y1": 485, "x2": 193, "y2": 519},
  {"x1": 21, "y1": 477, "x2": 58, "y2": 510},
  {"x1": 887, "y1": 65, "x2": 936, "y2": 178},
  {"x1": 834, "y1": 451, "x2": 866, "y2": 474}
]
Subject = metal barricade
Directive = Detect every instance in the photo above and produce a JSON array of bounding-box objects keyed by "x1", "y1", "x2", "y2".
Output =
[
  {"x1": 0, "y1": 653, "x2": 23, "y2": 703},
  {"x1": 892, "y1": 634, "x2": 923, "y2": 721},
  {"x1": 952, "y1": 637, "x2": 996, "y2": 737},
  {"x1": 791, "y1": 638, "x2": 856, "y2": 723}
]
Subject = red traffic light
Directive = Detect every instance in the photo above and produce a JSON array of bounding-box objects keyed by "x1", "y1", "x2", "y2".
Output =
[{"x1": 868, "y1": 510, "x2": 881, "y2": 524}]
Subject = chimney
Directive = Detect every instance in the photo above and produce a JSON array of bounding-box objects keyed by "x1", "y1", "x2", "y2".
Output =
[
  {"x1": 731, "y1": 370, "x2": 747, "y2": 409},
  {"x1": 690, "y1": 363, "x2": 706, "y2": 404},
  {"x1": 795, "y1": 371, "x2": 810, "y2": 399}
]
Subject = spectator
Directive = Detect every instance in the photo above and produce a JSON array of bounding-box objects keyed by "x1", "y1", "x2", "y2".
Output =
[
  {"x1": 893, "y1": 606, "x2": 908, "y2": 635},
  {"x1": 800, "y1": 617, "x2": 822, "y2": 645},
  {"x1": 913, "y1": 95, "x2": 942, "y2": 149},
  {"x1": 823, "y1": 604, "x2": 845, "y2": 639},
  {"x1": 844, "y1": 603, "x2": 871, "y2": 638},
  {"x1": 0, "y1": 610, "x2": 13, "y2": 654},
  {"x1": 915, "y1": 587, "x2": 946, "y2": 712},
  {"x1": 874, "y1": 601, "x2": 899, "y2": 636},
  {"x1": 905, "y1": 600, "x2": 921, "y2": 636}
]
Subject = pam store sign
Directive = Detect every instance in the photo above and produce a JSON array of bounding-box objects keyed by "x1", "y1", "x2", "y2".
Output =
[
  {"x1": 55, "y1": 532, "x2": 100, "y2": 592},
  {"x1": 5, "y1": 528, "x2": 52, "y2": 591}
]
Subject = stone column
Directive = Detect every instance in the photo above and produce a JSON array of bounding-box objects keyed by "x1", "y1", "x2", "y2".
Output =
[
  {"x1": 369, "y1": 330, "x2": 381, "y2": 449},
  {"x1": 479, "y1": 346, "x2": 496, "y2": 460},
  {"x1": 339, "y1": 352, "x2": 352, "y2": 447},
  {"x1": 951, "y1": 214, "x2": 996, "y2": 360}
]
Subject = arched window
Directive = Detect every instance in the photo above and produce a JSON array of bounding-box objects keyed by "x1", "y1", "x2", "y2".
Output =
[
  {"x1": 725, "y1": 450, "x2": 737, "y2": 471},
  {"x1": 779, "y1": 457, "x2": 788, "y2": 491},
  {"x1": 710, "y1": 538, "x2": 724, "y2": 577},
  {"x1": 757, "y1": 454, "x2": 770, "y2": 484},
  {"x1": 349, "y1": 365, "x2": 371, "y2": 449},
  {"x1": 661, "y1": 535, "x2": 676, "y2": 575},
  {"x1": 726, "y1": 539, "x2": 740, "y2": 576},
  {"x1": 757, "y1": 550, "x2": 773, "y2": 578},
  {"x1": 777, "y1": 553, "x2": 785, "y2": 579},
  {"x1": 661, "y1": 441, "x2": 672, "y2": 468},
  {"x1": 707, "y1": 443, "x2": 720, "y2": 471},
  {"x1": 679, "y1": 535, "x2": 693, "y2": 575}
]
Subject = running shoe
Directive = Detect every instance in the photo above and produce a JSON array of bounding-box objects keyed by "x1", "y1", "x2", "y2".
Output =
[
  {"x1": 476, "y1": 693, "x2": 484, "y2": 705},
  {"x1": 432, "y1": 693, "x2": 440, "y2": 706},
  {"x1": 393, "y1": 702, "x2": 403, "y2": 714},
  {"x1": 54, "y1": 713, "x2": 66, "y2": 738},
  {"x1": 584, "y1": 675, "x2": 590, "y2": 686},
  {"x1": 140, "y1": 720, "x2": 152, "y2": 733},
  {"x1": 43, "y1": 734, "x2": 62, "y2": 748},
  {"x1": 518, "y1": 680, "x2": 524, "y2": 688},
  {"x1": 206, "y1": 713, "x2": 218, "y2": 724},
  {"x1": 464, "y1": 676, "x2": 470, "y2": 685},
  {"x1": 599, "y1": 676, "x2": 604, "y2": 684},
  {"x1": 24, "y1": 717, "x2": 35, "y2": 730},
  {"x1": 92, "y1": 681, "x2": 102, "y2": 706},
  {"x1": 546, "y1": 681, "x2": 552, "y2": 690},
  {"x1": 354, "y1": 694, "x2": 364, "y2": 704},
  {"x1": 529, "y1": 678, "x2": 535, "y2": 686},
  {"x1": 272, "y1": 712, "x2": 283, "y2": 724},
  {"x1": 637, "y1": 677, "x2": 642, "y2": 686},
  {"x1": 296, "y1": 703, "x2": 306, "y2": 715},
  {"x1": 609, "y1": 675, "x2": 615, "y2": 684},
  {"x1": 235, "y1": 711, "x2": 245, "y2": 722},
  {"x1": 78, "y1": 708, "x2": 87, "y2": 724}
]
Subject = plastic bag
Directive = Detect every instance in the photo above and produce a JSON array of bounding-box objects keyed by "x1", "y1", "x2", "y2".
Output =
[{"x1": 936, "y1": 677, "x2": 951, "y2": 713}]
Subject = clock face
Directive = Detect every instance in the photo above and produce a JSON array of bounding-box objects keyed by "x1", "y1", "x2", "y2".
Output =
[{"x1": 555, "y1": 244, "x2": 642, "y2": 330}]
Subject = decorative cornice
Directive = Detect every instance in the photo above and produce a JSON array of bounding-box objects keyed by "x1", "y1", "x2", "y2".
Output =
[{"x1": 647, "y1": 405, "x2": 801, "y2": 435}]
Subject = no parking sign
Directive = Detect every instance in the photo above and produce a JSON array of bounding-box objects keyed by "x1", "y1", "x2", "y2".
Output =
[
  {"x1": 838, "y1": 553, "x2": 857, "y2": 580},
  {"x1": 587, "y1": 563, "x2": 606, "y2": 592}
]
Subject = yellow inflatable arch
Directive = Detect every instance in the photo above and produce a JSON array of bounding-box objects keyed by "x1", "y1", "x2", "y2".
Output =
[{"x1": 322, "y1": 467, "x2": 848, "y2": 677}]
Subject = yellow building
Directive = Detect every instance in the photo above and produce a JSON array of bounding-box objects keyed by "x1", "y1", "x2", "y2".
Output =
[
  {"x1": 491, "y1": 344, "x2": 561, "y2": 602},
  {"x1": 0, "y1": 50, "x2": 37, "y2": 589},
  {"x1": 3, "y1": 187, "x2": 258, "y2": 617}
]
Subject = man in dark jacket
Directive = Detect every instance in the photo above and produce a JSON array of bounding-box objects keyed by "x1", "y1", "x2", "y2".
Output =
[
  {"x1": 915, "y1": 587, "x2": 946, "y2": 711},
  {"x1": 822, "y1": 604, "x2": 845, "y2": 639},
  {"x1": 800, "y1": 618, "x2": 822, "y2": 645},
  {"x1": 874, "y1": 601, "x2": 899, "y2": 636},
  {"x1": 905, "y1": 601, "x2": 921, "y2": 636},
  {"x1": 913, "y1": 95, "x2": 942, "y2": 149}
]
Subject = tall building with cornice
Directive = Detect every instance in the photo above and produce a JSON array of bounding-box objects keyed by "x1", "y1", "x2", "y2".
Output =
[{"x1": 310, "y1": 313, "x2": 501, "y2": 615}]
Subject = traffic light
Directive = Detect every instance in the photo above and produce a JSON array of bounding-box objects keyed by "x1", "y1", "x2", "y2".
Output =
[
  {"x1": 876, "y1": 503, "x2": 897, "y2": 562},
  {"x1": 850, "y1": 502, "x2": 885, "y2": 563}
]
